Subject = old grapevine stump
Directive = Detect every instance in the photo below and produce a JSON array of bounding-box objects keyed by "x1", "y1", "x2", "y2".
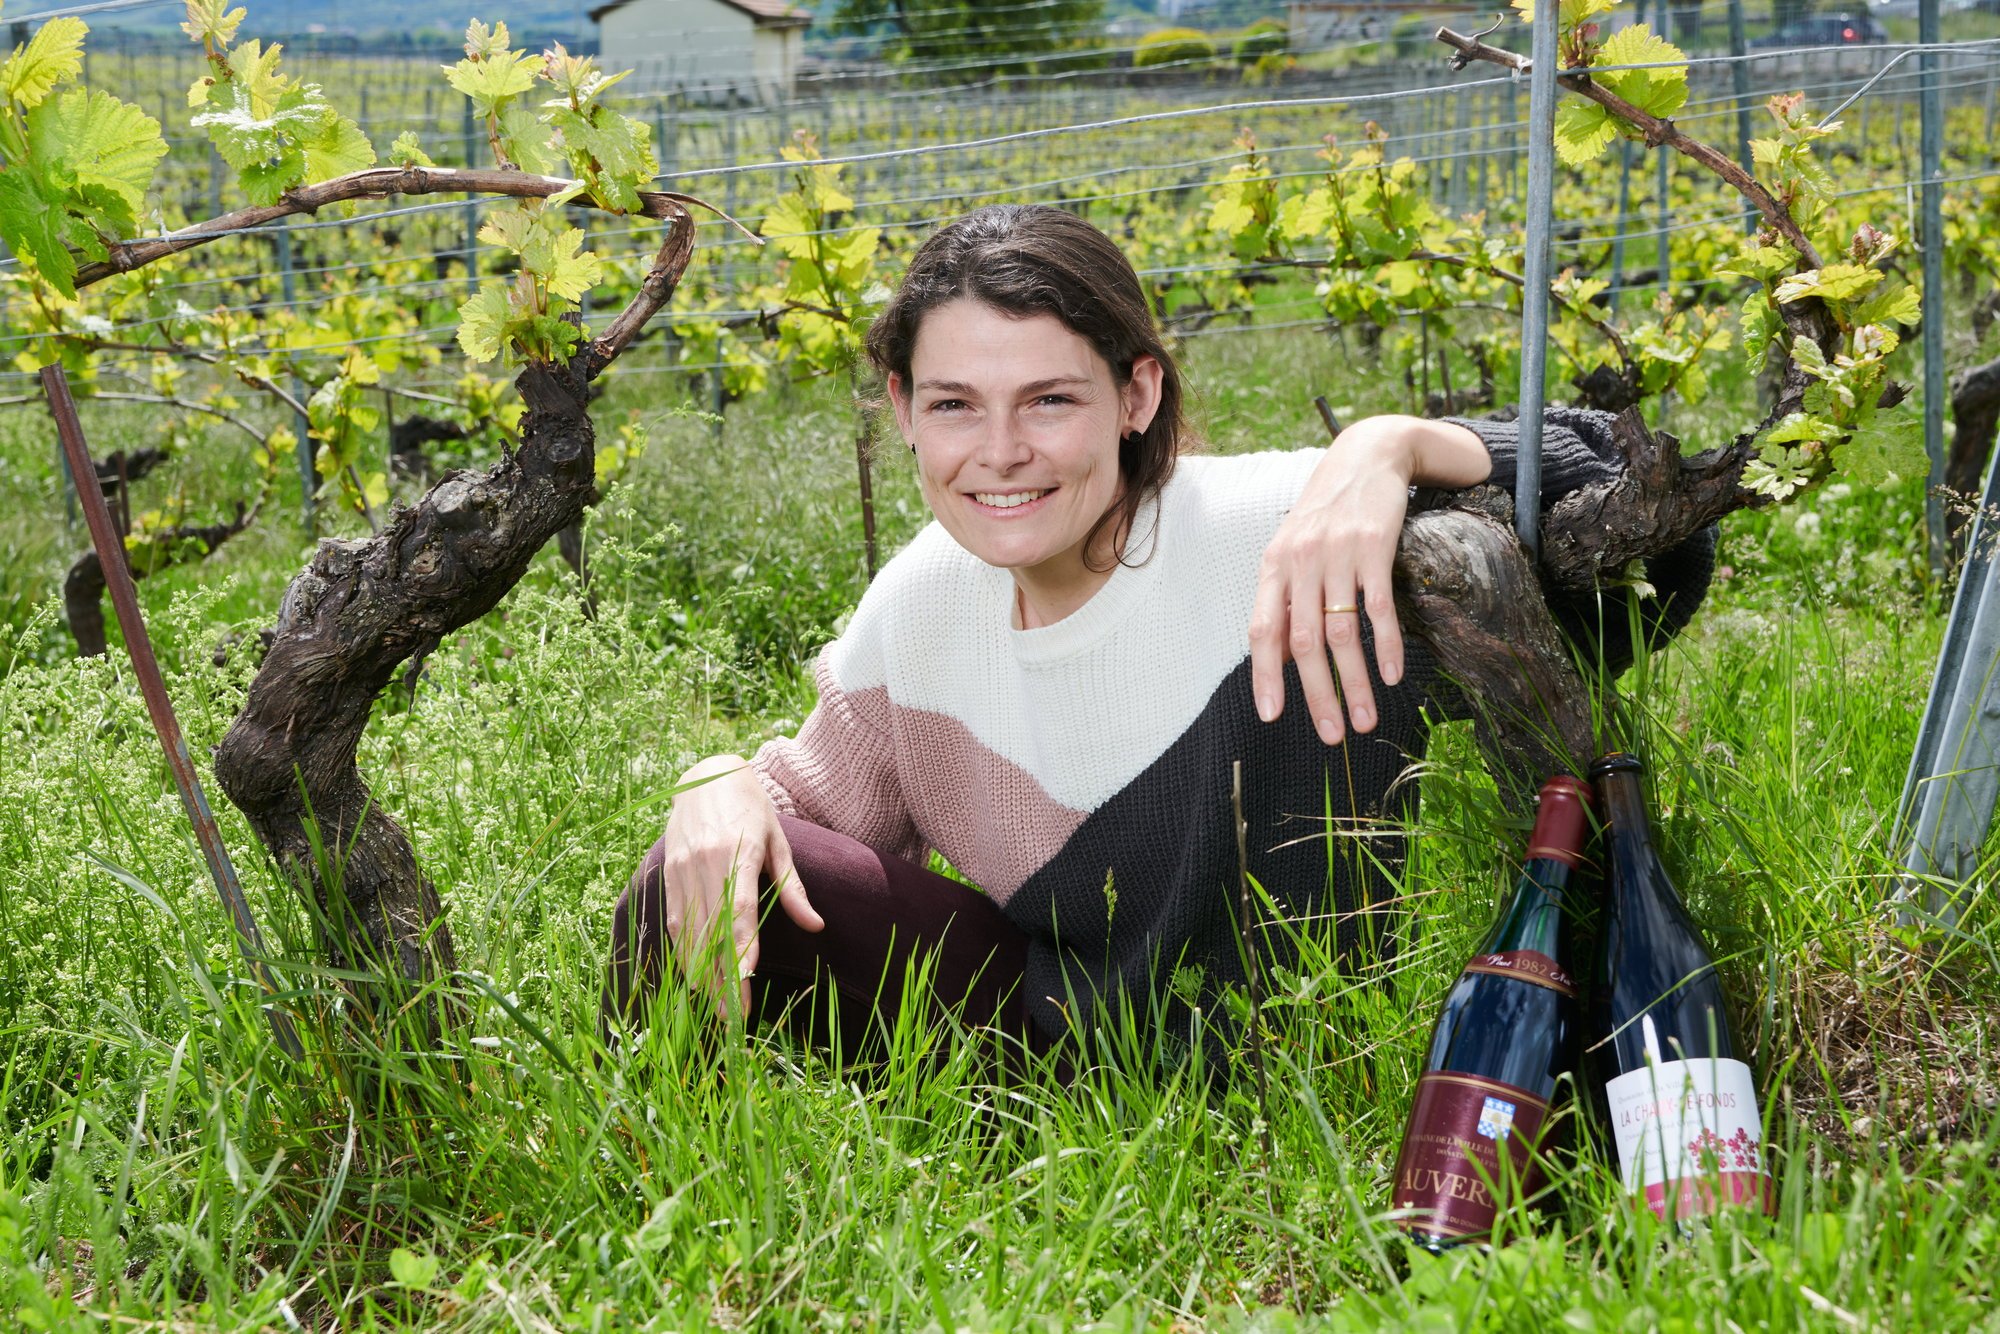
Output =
[{"x1": 211, "y1": 216, "x2": 695, "y2": 1030}]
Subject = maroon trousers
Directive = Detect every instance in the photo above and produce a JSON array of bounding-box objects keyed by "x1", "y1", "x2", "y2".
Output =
[{"x1": 603, "y1": 816, "x2": 1055, "y2": 1070}]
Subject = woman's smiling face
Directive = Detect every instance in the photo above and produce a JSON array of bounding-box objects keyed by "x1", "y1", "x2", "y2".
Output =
[{"x1": 890, "y1": 298, "x2": 1161, "y2": 586}]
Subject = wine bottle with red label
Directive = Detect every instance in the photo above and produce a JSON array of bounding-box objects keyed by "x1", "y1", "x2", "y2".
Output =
[
  {"x1": 1389, "y1": 775, "x2": 1590, "y2": 1250},
  {"x1": 1588, "y1": 752, "x2": 1772, "y2": 1221}
]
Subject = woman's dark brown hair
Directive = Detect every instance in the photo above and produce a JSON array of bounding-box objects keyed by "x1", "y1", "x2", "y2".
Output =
[{"x1": 866, "y1": 204, "x2": 1190, "y2": 570}]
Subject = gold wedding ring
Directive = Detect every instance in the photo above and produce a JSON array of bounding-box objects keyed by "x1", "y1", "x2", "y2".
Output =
[{"x1": 1323, "y1": 604, "x2": 1360, "y2": 616}]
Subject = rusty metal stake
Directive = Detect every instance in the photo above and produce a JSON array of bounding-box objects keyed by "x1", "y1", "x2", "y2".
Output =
[{"x1": 42, "y1": 366, "x2": 303, "y2": 1059}]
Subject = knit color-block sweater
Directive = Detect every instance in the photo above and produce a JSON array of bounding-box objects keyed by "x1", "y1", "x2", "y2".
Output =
[{"x1": 753, "y1": 408, "x2": 1716, "y2": 1046}]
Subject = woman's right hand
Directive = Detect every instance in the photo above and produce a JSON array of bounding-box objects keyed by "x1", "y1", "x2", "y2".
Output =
[{"x1": 655, "y1": 754, "x2": 825, "y2": 1017}]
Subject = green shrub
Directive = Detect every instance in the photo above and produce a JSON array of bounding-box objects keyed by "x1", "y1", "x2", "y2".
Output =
[
  {"x1": 1232, "y1": 18, "x2": 1289, "y2": 62},
  {"x1": 1134, "y1": 26, "x2": 1215, "y2": 68}
]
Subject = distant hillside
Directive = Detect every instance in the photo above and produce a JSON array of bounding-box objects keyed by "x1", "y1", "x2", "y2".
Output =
[{"x1": 84, "y1": 0, "x2": 594, "y2": 43}]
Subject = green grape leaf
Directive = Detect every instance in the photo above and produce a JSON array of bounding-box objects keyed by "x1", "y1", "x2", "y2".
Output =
[
  {"x1": 820, "y1": 226, "x2": 879, "y2": 288},
  {"x1": 235, "y1": 152, "x2": 303, "y2": 206},
  {"x1": 361, "y1": 469, "x2": 390, "y2": 511},
  {"x1": 1742, "y1": 448, "x2": 1815, "y2": 500},
  {"x1": 1381, "y1": 260, "x2": 1425, "y2": 298},
  {"x1": 299, "y1": 111, "x2": 375, "y2": 183},
  {"x1": 26, "y1": 88, "x2": 168, "y2": 227},
  {"x1": 497, "y1": 103, "x2": 557, "y2": 174},
  {"x1": 1553, "y1": 270, "x2": 1610, "y2": 308},
  {"x1": 1849, "y1": 282, "x2": 1920, "y2": 328},
  {"x1": 515, "y1": 312, "x2": 583, "y2": 361},
  {"x1": 180, "y1": 0, "x2": 247, "y2": 49},
  {"x1": 1763, "y1": 412, "x2": 1841, "y2": 445},
  {"x1": 0, "y1": 164, "x2": 78, "y2": 298},
  {"x1": 1774, "y1": 262, "x2": 1883, "y2": 305},
  {"x1": 1553, "y1": 101, "x2": 1617, "y2": 166},
  {"x1": 540, "y1": 44, "x2": 629, "y2": 106},
  {"x1": 1208, "y1": 194, "x2": 1256, "y2": 237},
  {"x1": 63, "y1": 180, "x2": 123, "y2": 258},
  {"x1": 388, "y1": 130, "x2": 434, "y2": 167},
  {"x1": 760, "y1": 192, "x2": 821, "y2": 261},
  {"x1": 811, "y1": 176, "x2": 854, "y2": 215},
  {"x1": 546, "y1": 105, "x2": 655, "y2": 213},
  {"x1": 1593, "y1": 26, "x2": 1688, "y2": 121},
  {"x1": 461, "y1": 19, "x2": 514, "y2": 61},
  {"x1": 477, "y1": 207, "x2": 534, "y2": 253},
  {"x1": 1511, "y1": 0, "x2": 1617, "y2": 26},
  {"x1": 192, "y1": 80, "x2": 320, "y2": 202},
  {"x1": 1277, "y1": 187, "x2": 1334, "y2": 242},
  {"x1": 1740, "y1": 293, "x2": 1781, "y2": 371},
  {"x1": 1790, "y1": 334, "x2": 1828, "y2": 377},
  {"x1": 455, "y1": 280, "x2": 512, "y2": 362},
  {"x1": 443, "y1": 50, "x2": 538, "y2": 115},
  {"x1": 1836, "y1": 409, "x2": 1922, "y2": 486},
  {"x1": 521, "y1": 224, "x2": 602, "y2": 302},
  {"x1": 1715, "y1": 245, "x2": 1798, "y2": 281},
  {"x1": 2, "y1": 16, "x2": 86, "y2": 109},
  {"x1": 230, "y1": 40, "x2": 294, "y2": 114}
]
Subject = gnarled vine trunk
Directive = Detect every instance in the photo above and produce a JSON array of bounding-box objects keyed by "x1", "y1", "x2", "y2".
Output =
[
  {"x1": 1947, "y1": 355, "x2": 2000, "y2": 550},
  {"x1": 210, "y1": 213, "x2": 695, "y2": 1024}
]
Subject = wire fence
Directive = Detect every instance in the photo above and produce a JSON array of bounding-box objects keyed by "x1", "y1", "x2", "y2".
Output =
[{"x1": 5, "y1": 12, "x2": 1999, "y2": 465}]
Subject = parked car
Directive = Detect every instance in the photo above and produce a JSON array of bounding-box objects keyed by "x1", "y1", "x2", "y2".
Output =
[{"x1": 1749, "y1": 13, "x2": 1890, "y2": 48}]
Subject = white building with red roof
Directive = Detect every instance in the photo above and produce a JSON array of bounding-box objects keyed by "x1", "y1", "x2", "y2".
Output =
[{"x1": 588, "y1": 0, "x2": 812, "y2": 103}]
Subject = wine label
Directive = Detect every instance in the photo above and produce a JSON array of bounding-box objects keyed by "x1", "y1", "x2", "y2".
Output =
[
  {"x1": 1391, "y1": 1072, "x2": 1550, "y2": 1240},
  {"x1": 1604, "y1": 1052, "x2": 1772, "y2": 1219},
  {"x1": 1462, "y1": 949, "x2": 1578, "y2": 998}
]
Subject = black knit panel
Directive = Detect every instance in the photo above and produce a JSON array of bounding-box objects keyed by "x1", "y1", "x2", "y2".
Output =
[{"x1": 1002, "y1": 636, "x2": 1436, "y2": 1049}]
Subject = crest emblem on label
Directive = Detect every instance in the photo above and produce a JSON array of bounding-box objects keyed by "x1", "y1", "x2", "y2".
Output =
[{"x1": 1476, "y1": 1096, "x2": 1517, "y2": 1141}]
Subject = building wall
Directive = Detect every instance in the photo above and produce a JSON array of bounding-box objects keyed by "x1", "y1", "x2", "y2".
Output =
[
  {"x1": 599, "y1": 0, "x2": 795, "y2": 103},
  {"x1": 752, "y1": 25, "x2": 803, "y2": 100}
]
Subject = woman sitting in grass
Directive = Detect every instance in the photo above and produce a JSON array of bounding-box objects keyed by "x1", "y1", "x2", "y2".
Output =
[{"x1": 603, "y1": 204, "x2": 1713, "y2": 1072}]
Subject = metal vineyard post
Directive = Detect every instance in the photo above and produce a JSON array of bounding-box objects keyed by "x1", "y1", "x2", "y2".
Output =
[
  {"x1": 1514, "y1": 0, "x2": 1561, "y2": 559},
  {"x1": 1728, "y1": 0, "x2": 1754, "y2": 234},
  {"x1": 1653, "y1": 0, "x2": 1672, "y2": 300},
  {"x1": 1921, "y1": 0, "x2": 1948, "y2": 577},
  {"x1": 275, "y1": 219, "x2": 314, "y2": 530}
]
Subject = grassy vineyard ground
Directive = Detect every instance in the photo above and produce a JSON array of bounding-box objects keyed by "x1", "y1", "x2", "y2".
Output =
[{"x1": 4, "y1": 314, "x2": 1999, "y2": 1330}]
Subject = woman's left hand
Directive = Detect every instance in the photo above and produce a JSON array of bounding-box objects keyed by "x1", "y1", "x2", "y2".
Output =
[{"x1": 1248, "y1": 415, "x2": 1489, "y2": 745}]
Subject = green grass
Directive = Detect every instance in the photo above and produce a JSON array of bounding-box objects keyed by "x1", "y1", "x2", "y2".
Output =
[{"x1": 2, "y1": 319, "x2": 1998, "y2": 1331}]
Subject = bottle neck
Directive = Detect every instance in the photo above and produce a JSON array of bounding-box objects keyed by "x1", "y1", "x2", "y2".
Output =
[
  {"x1": 1597, "y1": 769, "x2": 1655, "y2": 853},
  {"x1": 1596, "y1": 763, "x2": 1699, "y2": 926},
  {"x1": 1480, "y1": 857, "x2": 1572, "y2": 954}
]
